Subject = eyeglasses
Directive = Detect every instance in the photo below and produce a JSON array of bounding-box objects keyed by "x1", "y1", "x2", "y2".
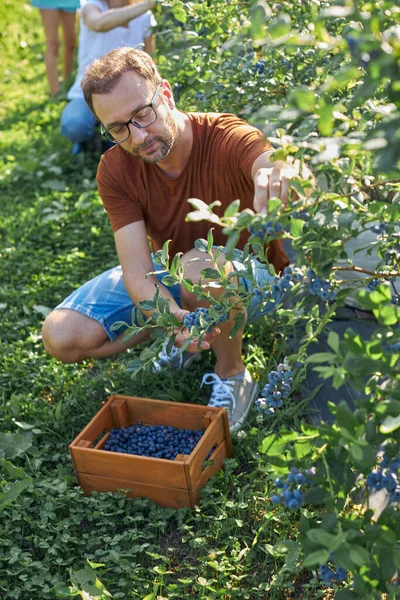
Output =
[{"x1": 101, "y1": 83, "x2": 162, "y2": 144}]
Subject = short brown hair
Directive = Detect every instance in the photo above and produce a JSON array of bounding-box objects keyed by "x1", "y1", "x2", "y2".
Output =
[{"x1": 82, "y1": 47, "x2": 162, "y2": 115}]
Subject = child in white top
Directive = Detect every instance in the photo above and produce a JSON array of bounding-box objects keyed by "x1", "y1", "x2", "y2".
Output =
[{"x1": 61, "y1": 0, "x2": 156, "y2": 153}]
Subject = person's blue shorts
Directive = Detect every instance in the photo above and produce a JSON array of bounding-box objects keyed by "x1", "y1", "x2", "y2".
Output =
[
  {"x1": 31, "y1": 0, "x2": 79, "y2": 11},
  {"x1": 55, "y1": 251, "x2": 277, "y2": 341}
]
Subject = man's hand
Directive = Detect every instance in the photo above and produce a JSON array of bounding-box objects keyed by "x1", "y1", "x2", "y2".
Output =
[
  {"x1": 253, "y1": 160, "x2": 298, "y2": 214},
  {"x1": 172, "y1": 308, "x2": 220, "y2": 352}
]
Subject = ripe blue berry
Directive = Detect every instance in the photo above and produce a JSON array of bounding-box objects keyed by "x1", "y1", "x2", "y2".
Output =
[
  {"x1": 183, "y1": 307, "x2": 227, "y2": 333},
  {"x1": 105, "y1": 423, "x2": 205, "y2": 460}
]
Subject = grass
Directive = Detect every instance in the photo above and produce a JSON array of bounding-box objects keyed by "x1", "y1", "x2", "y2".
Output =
[{"x1": 0, "y1": 2, "x2": 328, "y2": 599}]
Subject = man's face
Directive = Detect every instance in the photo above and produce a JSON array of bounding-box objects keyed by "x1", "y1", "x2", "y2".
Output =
[{"x1": 93, "y1": 72, "x2": 178, "y2": 164}]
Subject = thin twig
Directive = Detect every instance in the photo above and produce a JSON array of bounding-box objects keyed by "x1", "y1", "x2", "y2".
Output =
[{"x1": 332, "y1": 266, "x2": 399, "y2": 278}]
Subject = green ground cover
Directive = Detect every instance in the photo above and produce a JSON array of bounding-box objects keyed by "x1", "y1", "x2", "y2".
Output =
[
  {"x1": 1, "y1": 1, "x2": 399, "y2": 599},
  {"x1": 0, "y1": 3, "x2": 306, "y2": 599}
]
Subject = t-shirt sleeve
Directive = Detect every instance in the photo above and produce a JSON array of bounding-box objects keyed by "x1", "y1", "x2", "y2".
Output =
[
  {"x1": 97, "y1": 152, "x2": 144, "y2": 232},
  {"x1": 213, "y1": 115, "x2": 271, "y2": 182}
]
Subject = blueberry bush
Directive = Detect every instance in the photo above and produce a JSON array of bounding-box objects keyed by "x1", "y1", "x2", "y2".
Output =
[
  {"x1": 0, "y1": 0, "x2": 399, "y2": 599},
  {"x1": 120, "y1": 1, "x2": 400, "y2": 597}
]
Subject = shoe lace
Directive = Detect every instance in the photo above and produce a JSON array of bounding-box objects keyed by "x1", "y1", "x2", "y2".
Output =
[
  {"x1": 201, "y1": 373, "x2": 236, "y2": 411},
  {"x1": 152, "y1": 339, "x2": 182, "y2": 372}
]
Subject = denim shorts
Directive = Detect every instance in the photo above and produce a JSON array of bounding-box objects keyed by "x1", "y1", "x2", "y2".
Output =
[{"x1": 56, "y1": 251, "x2": 276, "y2": 341}]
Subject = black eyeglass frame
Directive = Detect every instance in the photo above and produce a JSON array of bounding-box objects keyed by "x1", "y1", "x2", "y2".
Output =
[{"x1": 101, "y1": 82, "x2": 162, "y2": 144}]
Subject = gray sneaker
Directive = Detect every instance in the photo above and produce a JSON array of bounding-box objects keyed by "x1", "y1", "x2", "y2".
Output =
[
  {"x1": 152, "y1": 339, "x2": 201, "y2": 373},
  {"x1": 201, "y1": 369, "x2": 258, "y2": 433}
]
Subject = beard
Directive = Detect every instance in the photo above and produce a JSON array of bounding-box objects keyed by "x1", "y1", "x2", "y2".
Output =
[{"x1": 128, "y1": 111, "x2": 178, "y2": 164}]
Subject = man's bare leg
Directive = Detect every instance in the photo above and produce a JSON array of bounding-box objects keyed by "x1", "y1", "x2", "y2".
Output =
[
  {"x1": 180, "y1": 249, "x2": 246, "y2": 379},
  {"x1": 42, "y1": 308, "x2": 150, "y2": 363}
]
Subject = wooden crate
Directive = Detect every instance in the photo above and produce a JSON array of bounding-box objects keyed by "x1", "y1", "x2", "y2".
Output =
[{"x1": 69, "y1": 394, "x2": 232, "y2": 509}]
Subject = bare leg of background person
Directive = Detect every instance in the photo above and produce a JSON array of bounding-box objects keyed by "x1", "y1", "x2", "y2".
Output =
[
  {"x1": 39, "y1": 8, "x2": 60, "y2": 96},
  {"x1": 59, "y1": 10, "x2": 77, "y2": 86}
]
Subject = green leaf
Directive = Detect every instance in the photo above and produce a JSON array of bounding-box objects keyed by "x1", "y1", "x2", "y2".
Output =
[
  {"x1": 291, "y1": 440, "x2": 312, "y2": 459},
  {"x1": 161, "y1": 240, "x2": 171, "y2": 268},
  {"x1": 267, "y1": 198, "x2": 281, "y2": 214},
  {"x1": 0, "y1": 478, "x2": 33, "y2": 511},
  {"x1": 342, "y1": 354, "x2": 375, "y2": 376},
  {"x1": 187, "y1": 198, "x2": 221, "y2": 223},
  {"x1": 160, "y1": 275, "x2": 178, "y2": 287},
  {"x1": 225, "y1": 230, "x2": 241, "y2": 259},
  {"x1": 0, "y1": 433, "x2": 33, "y2": 459},
  {"x1": 348, "y1": 544, "x2": 370, "y2": 567},
  {"x1": 201, "y1": 268, "x2": 221, "y2": 280},
  {"x1": 357, "y1": 284, "x2": 391, "y2": 307},
  {"x1": 306, "y1": 529, "x2": 336, "y2": 548},
  {"x1": 0, "y1": 459, "x2": 27, "y2": 479},
  {"x1": 250, "y1": 1, "x2": 270, "y2": 38},
  {"x1": 268, "y1": 13, "x2": 291, "y2": 38},
  {"x1": 331, "y1": 402, "x2": 359, "y2": 430},
  {"x1": 327, "y1": 330, "x2": 340, "y2": 353},
  {"x1": 303, "y1": 549, "x2": 329, "y2": 568},
  {"x1": 380, "y1": 414, "x2": 400, "y2": 434},
  {"x1": 306, "y1": 352, "x2": 336, "y2": 364},
  {"x1": 138, "y1": 300, "x2": 155, "y2": 311},
  {"x1": 318, "y1": 102, "x2": 334, "y2": 136},
  {"x1": 110, "y1": 320, "x2": 129, "y2": 331},
  {"x1": 302, "y1": 487, "x2": 329, "y2": 505},
  {"x1": 140, "y1": 347, "x2": 157, "y2": 362},
  {"x1": 289, "y1": 86, "x2": 316, "y2": 112},
  {"x1": 350, "y1": 442, "x2": 377, "y2": 469},
  {"x1": 86, "y1": 560, "x2": 105, "y2": 569},
  {"x1": 194, "y1": 238, "x2": 208, "y2": 253},
  {"x1": 207, "y1": 229, "x2": 214, "y2": 254},
  {"x1": 224, "y1": 199, "x2": 240, "y2": 217},
  {"x1": 290, "y1": 218, "x2": 303, "y2": 237},
  {"x1": 274, "y1": 539, "x2": 298, "y2": 555},
  {"x1": 284, "y1": 544, "x2": 300, "y2": 569},
  {"x1": 373, "y1": 304, "x2": 400, "y2": 326},
  {"x1": 259, "y1": 431, "x2": 298, "y2": 455},
  {"x1": 171, "y1": 2, "x2": 187, "y2": 24}
]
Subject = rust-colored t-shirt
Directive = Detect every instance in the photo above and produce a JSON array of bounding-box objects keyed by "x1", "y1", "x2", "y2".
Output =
[{"x1": 97, "y1": 112, "x2": 288, "y2": 273}]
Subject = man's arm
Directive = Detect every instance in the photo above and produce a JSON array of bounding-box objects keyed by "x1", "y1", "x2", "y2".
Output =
[
  {"x1": 82, "y1": 0, "x2": 155, "y2": 33},
  {"x1": 114, "y1": 220, "x2": 181, "y2": 315},
  {"x1": 114, "y1": 221, "x2": 214, "y2": 351}
]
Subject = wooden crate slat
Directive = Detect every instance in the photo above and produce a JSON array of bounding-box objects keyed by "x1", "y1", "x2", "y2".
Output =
[
  {"x1": 188, "y1": 412, "x2": 228, "y2": 484},
  {"x1": 73, "y1": 447, "x2": 187, "y2": 488},
  {"x1": 119, "y1": 395, "x2": 219, "y2": 430},
  {"x1": 110, "y1": 397, "x2": 130, "y2": 428},
  {"x1": 191, "y1": 442, "x2": 229, "y2": 504},
  {"x1": 221, "y1": 409, "x2": 233, "y2": 457},
  {"x1": 79, "y1": 474, "x2": 192, "y2": 509},
  {"x1": 69, "y1": 397, "x2": 114, "y2": 448},
  {"x1": 94, "y1": 432, "x2": 109, "y2": 450}
]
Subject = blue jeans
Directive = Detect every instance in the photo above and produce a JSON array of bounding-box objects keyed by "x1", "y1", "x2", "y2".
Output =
[
  {"x1": 60, "y1": 98, "x2": 97, "y2": 144},
  {"x1": 55, "y1": 253, "x2": 276, "y2": 341}
]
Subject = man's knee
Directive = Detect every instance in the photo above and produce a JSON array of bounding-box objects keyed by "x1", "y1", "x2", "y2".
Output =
[{"x1": 42, "y1": 310, "x2": 88, "y2": 363}]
